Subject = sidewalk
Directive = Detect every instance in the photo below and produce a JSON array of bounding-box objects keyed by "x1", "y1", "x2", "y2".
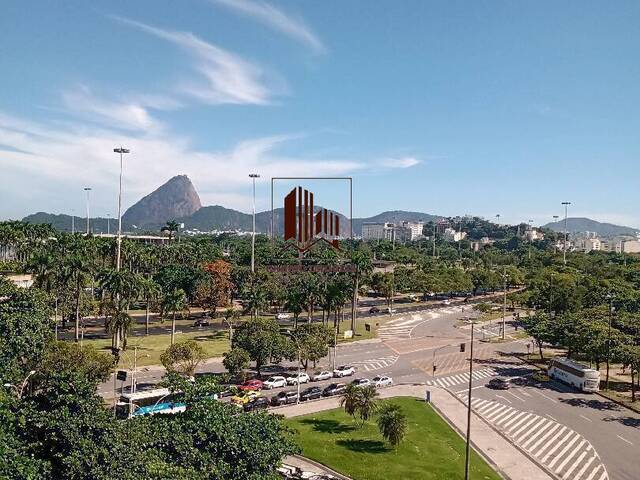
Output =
[{"x1": 276, "y1": 384, "x2": 553, "y2": 480}]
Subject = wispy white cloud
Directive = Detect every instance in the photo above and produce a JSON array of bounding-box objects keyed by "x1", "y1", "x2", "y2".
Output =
[
  {"x1": 61, "y1": 86, "x2": 166, "y2": 133},
  {"x1": 0, "y1": 112, "x2": 363, "y2": 218},
  {"x1": 210, "y1": 0, "x2": 326, "y2": 54},
  {"x1": 114, "y1": 16, "x2": 280, "y2": 105},
  {"x1": 379, "y1": 156, "x2": 421, "y2": 169}
]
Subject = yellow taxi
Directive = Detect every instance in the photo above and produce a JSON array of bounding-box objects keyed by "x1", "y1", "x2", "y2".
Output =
[{"x1": 230, "y1": 390, "x2": 262, "y2": 405}]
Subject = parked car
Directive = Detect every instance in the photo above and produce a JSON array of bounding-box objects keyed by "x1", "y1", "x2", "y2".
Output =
[
  {"x1": 333, "y1": 365, "x2": 356, "y2": 378},
  {"x1": 193, "y1": 318, "x2": 210, "y2": 327},
  {"x1": 372, "y1": 375, "x2": 393, "y2": 388},
  {"x1": 263, "y1": 376, "x2": 287, "y2": 389},
  {"x1": 311, "y1": 370, "x2": 333, "y2": 382},
  {"x1": 231, "y1": 390, "x2": 261, "y2": 405},
  {"x1": 532, "y1": 372, "x2": 550, "y2": 382},
  {"x1": 271, "y1": 390, "x2": 299, "y2": 406},
  {"x1": 510, "y1": 376, "x2": 529, "y2": 387},
  {"x1": 322, "y1": 383, "x2": 346, "y2": 397},
  {"x1": 243, "y1": 396, "x2": 269, "y2": 412},
  {"x1": 442, "y1": 299, "x2": 451, "y2": 306},
  {"x1": 369, "y1": 306, "x2": 380, "y2": 314},
  {"x1": 300, "y1": 386, "x2": 323, "y2": 401},
  {"x1": 386, "y1": 308, "x2": 397, "y2": 314},
  {"x1": 488, "y1": 378, "x2": 510, "y2": 390},
  {"x1": 351, "y1": 378, "x2": 371, "y2": 388},
  {"x1": 286, "y1": 372, "x2": 310, "y2": 385},
  {"x1": 275, "y1": 312, "x2": 291, "y2": 320},
  {"x1": 238, "y1": 379, "x2": 264, "y2": 391}
]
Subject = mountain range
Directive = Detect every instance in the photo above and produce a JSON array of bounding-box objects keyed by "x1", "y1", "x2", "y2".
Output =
[{"x1": 19, "y1": 175, "x2": 639, "y2": 238}]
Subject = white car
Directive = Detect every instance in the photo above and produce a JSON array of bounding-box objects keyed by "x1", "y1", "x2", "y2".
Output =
[
  {"x1": 275, "y1": 312, "x2": 291, "y2": 320},
  {"x1": 351, "y1": 378, "x2": 371, "y2": 388},
  {"x1": 286, "y1": 372, "x2": 310, "y2": 385},
  {"x1": 312, "y1": 370, "x2": 333, "y2": 382},
  {"x1": 372, "y1": 375, "x2": 393, "y2": 388},
  {"x1": 262, "y1": 375, "x2": 287, "y2": 389},
  {"x1": 333, "y1": 365, "x2": 356, "y2": 378}
]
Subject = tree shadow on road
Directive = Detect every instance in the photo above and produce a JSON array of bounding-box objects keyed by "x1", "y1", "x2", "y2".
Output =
[
  {"x1": 559, "y1": 397, "x2": 621, "y2": 411},
  {"x1": 336, "y1": 439, "x2": 388, "y2": 454},
  {"x1": 603, "y1": 415, "x2": 640, "y2": 428}
]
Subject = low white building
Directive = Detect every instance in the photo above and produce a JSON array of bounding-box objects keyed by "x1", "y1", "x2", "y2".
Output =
[
  {"x1": 361, "y1": 222, "x2": 395, "y2": 241},
  {"x1": 619, "y1": 239, "x2": 640, "y2": 253},
  {"x1": 443, "y1": 227, "x2": 466, "y2": 242},
  {"x1": 524, "y1": 228, "x2": 544, "y2": 242},
  {"x1": 402, "y1": 221, "x2": 425, "y2": 241}
]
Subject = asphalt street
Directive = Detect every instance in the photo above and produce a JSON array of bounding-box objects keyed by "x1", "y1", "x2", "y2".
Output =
[{"x1": 99, "y1": 303, "x2": 640, "y2": 480}]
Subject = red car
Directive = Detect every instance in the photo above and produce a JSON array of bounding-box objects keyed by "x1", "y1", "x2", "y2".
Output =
[{"x1": 238, "y1": 379, "x2": 264, "y2": 391}]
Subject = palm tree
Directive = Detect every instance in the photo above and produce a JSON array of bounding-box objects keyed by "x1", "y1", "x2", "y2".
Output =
[
  {"x1": 350, "y1": 250, "x2": 372, "y2": 331},
  {"x1": 377, "y1": 403, "x2": 407, "y2": 449},
  {"x1": 62, "y1": 253, "x2": 93, "y2": 342},
  {"x1": 340, "y1": 383, "x2": 360, "y2": 421},
  {"x1": 221, "y1": 307, "x2": 240, "y2": 343},
  {"x1": 138, "y1": 276, "x2": 160, "y2": 335},
  {"x1": 161, "y1": 220, "x2": 180, "y2": 243},
  {"x1": 356, "y1": 385, "x2": 379, "y2": 425},
  {"x1": 98, "y1": 269, "x2": 138, "y2": 349},
  {"x1": 242, "y1": 277, "x2": 268, "y2": 319},
  {"x1": 163, "y1": 288, "x2": 187, "y2": 345},
  {"x1": 105, "y1": 309, "x2": 133, "y2": 351}
]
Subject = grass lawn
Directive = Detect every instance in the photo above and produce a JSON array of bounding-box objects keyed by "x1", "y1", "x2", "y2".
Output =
[
  {"x1": 285, "y1": 397, "x2": 501, "y2": 480},
  {"x1": 82, "y1": 330, "x2": 230, "y2": 368}
]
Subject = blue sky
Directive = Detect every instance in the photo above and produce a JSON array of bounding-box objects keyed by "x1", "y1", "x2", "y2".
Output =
[{"x1": 1, "y1": 1, "x2": 639, "y2": 227}]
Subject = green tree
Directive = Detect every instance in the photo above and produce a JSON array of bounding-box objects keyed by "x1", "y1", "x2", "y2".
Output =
[
  {"x1": 160, "y1": 340, "x2": 205, "y2": 378},
  {"x1": 160, "y1": 220, "x2": 180, "y2": 243},
  {"x1": 223, "y1": 347, "x2": 250, "y2": 379},
  {"x1": 377, "y1": 403, "x2": 408, "y2": 449},
  {"x1": 162, "y1": 288, "x2": 187, "y2": 345},
  {"x1": 232, "y1": 316, "x2": 287, "y2": 375}
]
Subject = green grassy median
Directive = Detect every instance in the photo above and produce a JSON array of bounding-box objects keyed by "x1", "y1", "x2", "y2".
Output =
[{"x1": 285, "y1": 397, "x2": 500, "y2": 480}]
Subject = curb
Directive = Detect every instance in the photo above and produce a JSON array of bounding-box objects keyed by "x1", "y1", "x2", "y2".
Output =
[{"x1": 289, "y1": 454, "x2": 351, "y2": 480}]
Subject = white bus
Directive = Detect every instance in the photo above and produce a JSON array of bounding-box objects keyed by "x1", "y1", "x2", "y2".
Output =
[
  {"x1": 117, "y1": 388, "x2": 186, "y2": 419},
  {"x1": 548, "y1": 357, "x2": 600, "y2": 392}
]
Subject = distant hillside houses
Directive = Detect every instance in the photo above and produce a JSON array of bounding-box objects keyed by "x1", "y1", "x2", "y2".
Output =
[
  {"x1": 361, "y1": 221, "x2": 425, "y2": 242},
  {"x1": 572, "y1": 235, "x2": 640, "y2": 254}
]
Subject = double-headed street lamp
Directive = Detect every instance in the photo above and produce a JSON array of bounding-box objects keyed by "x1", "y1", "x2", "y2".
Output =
[
  {"x1": 113, "y1": 147, "x2": 130, "y2": 271},
  {"x1": 562, "y1": 201, "x2": 571, "y2": 265},
  {"x1": 84, "y1": 187, "x2": 92, "y2": 234},
  {"x1": 249, "y1": 173, "x2": 260, "y2": 273}
]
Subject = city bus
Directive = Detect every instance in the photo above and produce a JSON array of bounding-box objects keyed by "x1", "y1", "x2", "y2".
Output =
[
  {"x1": 117, "y1": 388, "x2": 186, "y2": 418},
  {"x1": 547, "y1": 357, "x2": 600, "y2": 392}
]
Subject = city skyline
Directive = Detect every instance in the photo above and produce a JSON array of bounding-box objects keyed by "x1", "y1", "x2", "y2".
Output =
[{"x1": 1, "y1": 1, "x2": 639, "y2": 228}]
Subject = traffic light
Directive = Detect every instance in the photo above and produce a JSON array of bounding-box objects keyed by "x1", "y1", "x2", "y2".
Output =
[{"x1": 460, "y1": 343, "x2": 466, "y2": 353}]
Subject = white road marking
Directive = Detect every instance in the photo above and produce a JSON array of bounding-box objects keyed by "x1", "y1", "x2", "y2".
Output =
[
  {"x1": 495, "y1": 394, "x2": 512, "y2": 404},
  {"x1": 616, "y1": 434, "x2": 633, "y2": 446},
  {"x1": 579, "y1": 414, "x2": 593, "y2": 423}
]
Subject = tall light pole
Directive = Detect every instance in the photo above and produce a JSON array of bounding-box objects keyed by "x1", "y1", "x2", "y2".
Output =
[
  {"x1": 561, "y1": 202, "x2": 571, "y2": 265},
  {"x1": 528, "y1": 219, "x2": 533, "y2": 260},
  {"x1": 84, "y1": 187, "x2": 92, "y2": 235},
  {"x1": 249, "y1": 173, "x2": 260, "y2": 273},
  {"x1": 71, "y1": 210, "x2": 75, "y2": 234},
  {"x1": 552, "y1": 215, "x2": 559, "y2": 253},
  {"x1": 107, "y1": 214, "x2": 111, "y2": 235},
  {"x1": 113, "y1": 147, "x2": 130, "y2": 271},
  {"x1": 605, "y1": 293, "x2": 615, "y2": 390},
  {"x1": 464, "y1": 320, "x2": 475, "y2": 480}
]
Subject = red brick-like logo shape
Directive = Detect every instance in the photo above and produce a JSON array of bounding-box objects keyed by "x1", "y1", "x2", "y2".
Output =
[{"x1": 284, "y1": 186, "x2": 340, "y2": 252}]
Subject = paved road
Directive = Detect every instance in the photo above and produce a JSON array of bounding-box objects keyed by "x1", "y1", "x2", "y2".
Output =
[{"x1": 99, "y1": 303, "x2": 640, "y2": 480}]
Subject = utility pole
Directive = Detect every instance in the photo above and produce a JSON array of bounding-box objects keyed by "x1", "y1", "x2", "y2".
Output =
[
  {"x1": 113, "y1": 147, "x2": 130, "y2": 271},
  {"x1": 249, "y1": 173, "x2": 260, "y2": 273},
  {"x1": 464, "y1": 320, "x2": 475, "y2": 480},
  {"x1": 84, "y1": 187, "x2": 92, "y2": 234},
  {"x1": 561, "y1": 202, "x2": 571, "y2": 265}
]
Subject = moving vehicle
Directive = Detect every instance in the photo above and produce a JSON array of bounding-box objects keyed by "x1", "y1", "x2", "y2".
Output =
[
  {"x1": 263, "y1": 376, "x2": 287, "y2": 389},
  {"x1": 231, "y1": 390, "x2": 262, "y2": 405},
  {"x1": 351, "y1": 378, "x2": 371, "y2": 388},
  {"x1": 193, "y1": 318, "x2": 210, "y2": 327},
  {"x1": 311, "y1": 370, "x2": 332, "y2": 382},
  {"x1": 548, "y1": 357, "x2": 600, "y2": 392},
  {"x1": 300, "y1": 386, "x2": 323, "y2": 401},
  {"x1": 372, "y1": 375, "x2": 393, "y2": 388},
  {"x1": 369, "y1": 306, "x2": 380, "y2": 314},
  {"x1": 238, "y1": 379, "x2": 264, "y2": 391},
  {"x1": 286, "y1": 372, "x2": 310, "y2": 385},
  {"x1": 275, "y1": 312, "x2": 291, "y2": 320},
  {"x1": 487, "y1": 378, "x2": 510, "y2": 390},
  {"x1": 271, "y1": 391, "x2": 299, "y2": 406},
  {"x1": 120, "y1": 388, "x2": 186, "y2": 418},
  {"x1": 333, "y1": 365, "x2": 356, "y2": 377},
  {"x1": 243, "y1": 396, "x2": 269, "y2": 412},
  {"x1": 322, "y1": 383, "x2": 346, "y2": 397}
]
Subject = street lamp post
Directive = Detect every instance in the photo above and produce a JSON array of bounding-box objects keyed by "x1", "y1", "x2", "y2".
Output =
[
  {"x1": 84, "y1": 187, "x2": 92, "y2": 234},
  {"x1": 528, "y1": 219, "x2": 533, "y2": 259},
  {"x1": 561, "y1": 202, "x2": 571, "y2": 265},
  {"x1": 249, "y1": 174, "x2": 260, "y2": 273},
  {"x1": 107, "y1": 214, "x2": 111, "y2": 235},
  {"x1": 464, "y1": 320, "x2": 475, "y2": 480},
  {"x1": 552, "y1": 215, "x2": 559, "y2": 253},
  {"x1": 605, "y1": 293, "x2": 615, "y2": 390},
  {"x1": 501, "y1": 266, "x2": 507, "y2": 340},
  {"x1": 3, "y1": 370, "x2": 36, "y2": 399},
  {"x1": 113, "y1": 147, "x2": 130, "y2": 271}
]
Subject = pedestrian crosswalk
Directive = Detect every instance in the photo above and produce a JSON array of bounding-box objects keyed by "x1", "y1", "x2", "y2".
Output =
[
  {"x1": 460, "y1": 396, "x2": 609, "y2": 480},
  {"x1": 378, "y1": 307, "x2": 461, "y2": 340},
  {"x1": 351, "y1": 355, "x2": 399, "y2": 372},
  {"x1": 425, "y1": 367, "x2": 497, "y2": 388}
]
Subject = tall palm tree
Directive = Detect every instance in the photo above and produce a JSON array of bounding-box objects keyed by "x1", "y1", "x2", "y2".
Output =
[
  {"x1": 340, "y1": 383, "x2": 379, "y2": 426},
  {"x1": 350, "y1": 250, "x2": 372, "y2": 331},
  {"x1": 163, "y1": 288, "x2": 187, "y2": 345},
  {"x1": 161, "y1": 220, "x2": 180, "y2": 244},
  {"x1": 61, "y1": 253, "x2": 93, "y2": 342},
  {"x1": 138, "y1": 275, "x2": 160, "y2": 335},
  {"x1": 98, "y1": 268, "x2": 138, "y2": 349}
]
